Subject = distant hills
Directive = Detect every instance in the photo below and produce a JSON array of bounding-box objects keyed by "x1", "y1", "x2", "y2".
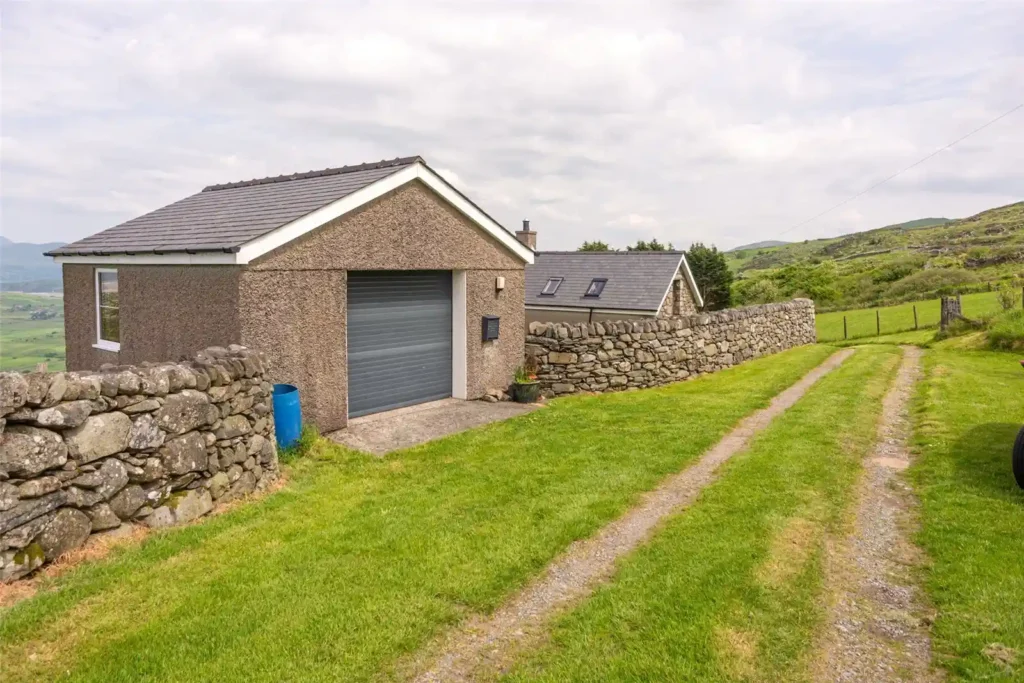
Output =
[
  {"x1": 0, "y1": 236, "x2": 65, "y2": 292},
  {"x1": 882, "y1": 217, "x2": 951, "y2": 230},
  {"x1": 726, "y1": 211, "x2": 995, "y2": 274},
  {"x1": 728, "y1": 218, "x2": 950, "y2": 255},
  {"x1": 729, "y1": 240, "x2": 790, "y2": 252},
  {"x1": 726, "y1": 201, "x2": 1024, "y2": 310}
]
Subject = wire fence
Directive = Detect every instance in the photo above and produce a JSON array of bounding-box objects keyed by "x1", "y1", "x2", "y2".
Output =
[{"x1": 815, "y1": 289, "x2": 1013, "y2": 342}]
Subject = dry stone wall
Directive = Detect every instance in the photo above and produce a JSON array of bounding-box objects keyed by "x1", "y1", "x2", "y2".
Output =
[
  {"x1": 525, "y1": 299, "x2": 816, "y2": 396},
  {"x1": 0, "y1": 345, "x2": 278, "y2": 581}
]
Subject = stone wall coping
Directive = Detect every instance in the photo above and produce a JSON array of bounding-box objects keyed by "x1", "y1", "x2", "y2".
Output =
[
  {"x1": 526, "y1": 299, "x2": 814, "y2": 340},
  {"x1": 0, "y1": 345, "x2": 270, "y2": 418}
]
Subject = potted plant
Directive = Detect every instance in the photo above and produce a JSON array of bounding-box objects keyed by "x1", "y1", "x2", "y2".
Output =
[{"x1": 511, "y1": 362, "x2": 541, "y2": 403}]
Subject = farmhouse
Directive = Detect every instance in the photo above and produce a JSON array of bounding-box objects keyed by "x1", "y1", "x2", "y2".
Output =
[
  {"x1": 47, "y1": 157, "x2": 534, "y2": 431},
  {"x1": 524, "y1": 246, "x2": 703, "y2": 324}
]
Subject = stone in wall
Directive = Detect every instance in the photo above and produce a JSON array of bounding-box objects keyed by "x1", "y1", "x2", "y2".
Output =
[
  {"x1": 657, "y1": 279, "x2": 698, "y2": 318},
  {"x1": 525, "y1": 299, "x2": 816, "y2": 397},
  {"x1": 0, "y1": 345, "x2": 279, "y2": 582}
]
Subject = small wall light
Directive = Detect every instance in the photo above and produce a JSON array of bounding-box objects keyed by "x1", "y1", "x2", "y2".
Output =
[{"x1": 495, "y1": 276, "x2": 506, "y2": 292}]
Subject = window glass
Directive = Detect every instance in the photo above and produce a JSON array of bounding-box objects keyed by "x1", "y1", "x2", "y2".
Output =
[
  {"x1": 541, "y1": 277, "x2": 563, "y2": 295},
  {"x1": 98, "y1": 270, "x2": 119, "y2": 343},
  {"x1": 584, "y1": 278, "x2": 607, "y2": 297}
]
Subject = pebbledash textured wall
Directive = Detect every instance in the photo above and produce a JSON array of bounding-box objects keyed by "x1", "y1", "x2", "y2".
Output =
[
  {"x1": 0, "y1": 346, "x2": 278, "y2": 581},
  {"x1": 525, "y1": 299, "x2": 816, "y2": 396},
  {"x1": 241, "y1": 180, "x2": 526, "y2": 430}
]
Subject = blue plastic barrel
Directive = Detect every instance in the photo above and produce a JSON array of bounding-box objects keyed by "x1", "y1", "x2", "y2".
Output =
[{"x1": 272, "y1": 384, "x2": 302, "y2": 449}]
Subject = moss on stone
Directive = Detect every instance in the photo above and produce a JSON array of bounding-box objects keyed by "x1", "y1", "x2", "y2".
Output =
[
  {"x1": 165, "y1": 491, "x2": 189, "y2": 511},
  {"x1": 13, "y1": 542, "x2": 45, "y2": 568},
  {"x1": 148, "y1": 486, "x2": 175, "y2": 509}
]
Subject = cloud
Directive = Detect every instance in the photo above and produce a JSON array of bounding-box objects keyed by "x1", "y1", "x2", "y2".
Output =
[{"x1": 1, "y1": 1, "x2": 1022, "y2": 250}]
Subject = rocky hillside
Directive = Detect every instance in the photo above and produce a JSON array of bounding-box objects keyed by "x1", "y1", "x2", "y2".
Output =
[{"x1": 726, "y1": 202, "x2": 1024, "y2": 310}]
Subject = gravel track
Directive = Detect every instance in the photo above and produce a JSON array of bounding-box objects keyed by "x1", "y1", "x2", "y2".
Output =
[
  {"x1": 813, "y1": 346, "x2": 938, "y2": 683},
  {"x1": 409, "y1": 349, "x2": 855, "y2": 683}
]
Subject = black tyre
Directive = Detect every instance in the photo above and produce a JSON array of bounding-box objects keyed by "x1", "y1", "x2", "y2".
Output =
[{"x1": 1013, "y1": 426, "x2": 1024, "y2": 489}]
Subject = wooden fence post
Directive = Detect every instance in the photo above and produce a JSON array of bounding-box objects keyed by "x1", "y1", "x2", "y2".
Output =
[
  {"x1": 844, "y1": 316, "x2": 847, "y2": 340},
  {"x1": 913, "y1": 305, "x2": 918, "y2": 330},
  {"x1": 876, "y1": 309, "x2": 880, "y2": 336}
]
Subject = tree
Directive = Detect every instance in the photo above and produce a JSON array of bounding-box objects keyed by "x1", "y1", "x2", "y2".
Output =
[
  {"x1": 771, "y1": 261, "x2": 840, "y2": 304},
  {"x1": 627, "y1": 238, "x2": 674, "y2": 251},
  {"x1": 733, "y1": 277, "x2": 780, "y2": 305},
  {"x1": 686, "y1": 242, "x2": 733, "y2": 311},
  {"x1": 578, "y1": 240, "x2": 614, "y2": 251}
]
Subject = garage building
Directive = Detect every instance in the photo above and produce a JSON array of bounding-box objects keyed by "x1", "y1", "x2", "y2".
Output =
[{"x1": 48, "y1": 157, "x2": 534, "y2": 431}]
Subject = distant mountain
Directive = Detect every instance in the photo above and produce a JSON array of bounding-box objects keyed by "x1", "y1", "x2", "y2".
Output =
[
  {"x1": 727, "y1": 218, "x2": 950, "y2": 255},
  {"x1": 882, "y1": 217, "x2": 951, "y2": 230},
  {"x1": 729, "y1": 240, "x2": 790, "y2": 252},
  {"x1": 0, "y1": 236, "x2": 65, "y2": 292}
]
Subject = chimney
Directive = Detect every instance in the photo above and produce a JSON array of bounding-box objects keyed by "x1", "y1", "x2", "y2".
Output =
[{"x1": 515, "y1": 219, "x2": 537, "y2": 250}]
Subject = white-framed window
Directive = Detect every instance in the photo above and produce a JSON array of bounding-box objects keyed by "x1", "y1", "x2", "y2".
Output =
[{"x1": 94, "y1": 268, "x2": 120, "y2": 351}]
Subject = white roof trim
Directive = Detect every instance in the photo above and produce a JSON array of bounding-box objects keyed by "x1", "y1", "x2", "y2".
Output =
[
  {"x1": 678, "y1": 253, "x2": 704, "y2": 309},
  {"x1": 653, "y1": 252, "x2": 704, "y2": 312},
  {"x1": 526, "y1": 304, "x2": 659, "y2": 315},
  {"x1": 409, "y1": 164, "x2": 535, "y2": 264},
  {"x1": 53, "y1": 252, "x2": 237, "y2": 265},
  {"x1": 654, "y1": 253, "x2": 686, "y2": 315},
  {"x1": 50, "y1": 161, "x2": 535, "y2": 267}
]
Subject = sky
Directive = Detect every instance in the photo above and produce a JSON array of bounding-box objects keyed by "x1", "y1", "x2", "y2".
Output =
[{"x1": 2, "y1": 1, "x2": 1022, "y2": 251}]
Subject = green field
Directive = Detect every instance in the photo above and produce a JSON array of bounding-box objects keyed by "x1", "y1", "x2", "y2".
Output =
[
  {"x1": 4, "y1": 327, "x2": 1024, "y2": 680},
  {"x1": 912, "y1": 349, "x2": 1024, "y2": 679},
  {"x1": 0, "y1": 291, "x2": 66, "y2": 371},
  {"x1": 815, "y1": 290, "x2": 1005, "y2": 342},
  {"x1": 0, "y1": 346, "x2": 834, "y2": 682},
  {"x1": 508, "y1": 346, "x2": 899, "y2": 682}
]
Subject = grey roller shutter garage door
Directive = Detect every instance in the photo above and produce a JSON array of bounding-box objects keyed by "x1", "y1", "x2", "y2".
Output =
[{"x1": 347, "y1": 271, "x2": 453, "y2": 418}]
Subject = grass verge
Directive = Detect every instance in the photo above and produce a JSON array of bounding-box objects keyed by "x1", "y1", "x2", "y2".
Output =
[
  {"x1": 911, "y1": 349, "x2": 1024, "y2": 680},
  {"x1": 503, "y1": 345, "x2": 901, "y2": 682},
  {"x1": 276, "y1": 424, "x2": 320, "y2": 464},
  {"x1": 987, "y1": 309, "x2": 1024, "y2": 351},
  {"x1": 815, "y1": 290, "x2": 1002, "y2": 342},
  {"x1": 0, "y1": 345, "x2": 834, "y2": 683},
  {"x1": 832, "y1": 328, "x2": 938, "y2": 348}
]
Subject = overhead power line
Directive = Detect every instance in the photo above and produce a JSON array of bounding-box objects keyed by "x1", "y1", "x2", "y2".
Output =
[{"x1": 776, "y1": 101, "x2": 1024, "y2": 239}]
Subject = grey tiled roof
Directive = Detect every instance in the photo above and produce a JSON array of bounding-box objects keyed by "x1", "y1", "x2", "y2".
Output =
[
  {"x1": 47, "y1": 157, "x2": 421, "y2": 256},
  {"x1": 526, "y1": 251, "x2": 685, "y2": 311}
]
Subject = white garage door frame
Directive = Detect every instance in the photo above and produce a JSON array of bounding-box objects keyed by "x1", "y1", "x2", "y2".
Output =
[{"x1": 452, "y1": 270, "x2": 468, "y2": 400}]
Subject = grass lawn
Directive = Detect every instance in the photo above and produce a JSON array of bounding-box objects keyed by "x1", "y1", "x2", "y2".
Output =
[
  {"x1": 503, "y1": 345, "x2": 900, "y2": 681},
  {"x1": 816, "y1": 290, "x2": 1003, "y2": 342},
  {"x1": 0, "y1": 345, "x2": 834, "y2": 682},
  {"x1": 0, "y1": 291, "x2": 66, "y2": 371},
  {"x1": 912, "y1": 349, "x2": 1024, "y2": 680},
  {"x1": 833, "y1": 328, "x2": 938, "y2": 348}
]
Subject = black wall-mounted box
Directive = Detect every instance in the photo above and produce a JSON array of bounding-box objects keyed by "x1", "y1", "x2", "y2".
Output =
[{"x1": 482, "y1": 315, "x2": 500, "y2": 341}]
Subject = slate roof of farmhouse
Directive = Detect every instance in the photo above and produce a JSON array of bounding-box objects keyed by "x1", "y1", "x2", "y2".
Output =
[
  {"x1": 47, "y1": 156, "x2": 436, "y2": 256},
  {"x1": 526, "y1": 251, "x2": 693, "y2": 312}
]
